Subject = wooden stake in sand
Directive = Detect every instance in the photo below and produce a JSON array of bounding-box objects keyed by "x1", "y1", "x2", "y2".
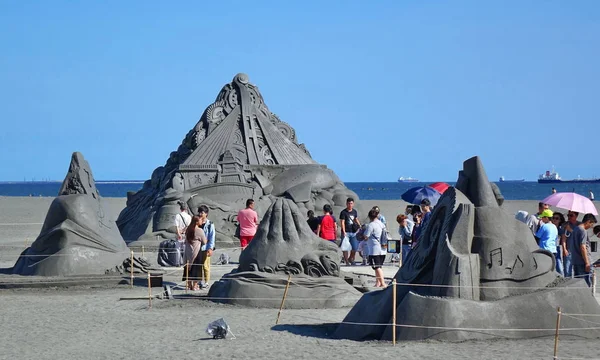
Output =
[
  {"x1": 392, "y1": 279, "x2": 397, "y2": 346},
  {"x1": 141, "y1": 245, "x2": 145, "y2": 258},
  {"x1": 147, "y1": 272, "x2": 152, "y2": 309},
  {"x1": 130, "y1": 250, "x2": 134, "y2": 289},
  {"x1": 553, "y1": 306, "x2": 561, "y2": 359},
  {"x1": 276, "y1": 274, "x2": 292, "y2": 325}
]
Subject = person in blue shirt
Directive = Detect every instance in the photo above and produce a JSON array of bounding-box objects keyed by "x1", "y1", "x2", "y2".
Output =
[
  {"x1": 197, "y1": 204, "x2": 216, "y2": 289},
  {"x1": 535, "y1": 209, "x2": 558, "y2": 263}
]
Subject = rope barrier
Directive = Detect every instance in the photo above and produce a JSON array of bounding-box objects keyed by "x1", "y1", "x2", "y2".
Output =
[
  {"x1": 561, "y1": 314, "x2": 600, "y2": 327},
  {"x1": 279, "y1": 312, "x2": 600, "y2": 332},
  {"x1": 0, "y1": 223, "x2": 44, "y2": 226}
]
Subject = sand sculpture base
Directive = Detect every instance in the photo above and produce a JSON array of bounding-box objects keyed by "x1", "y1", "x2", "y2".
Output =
[{"x1": 208, "y1": 271, "x2": 361, "y2": 309}]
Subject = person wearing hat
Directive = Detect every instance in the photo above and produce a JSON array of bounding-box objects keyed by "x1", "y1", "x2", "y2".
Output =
[{"x1": 535, "y1": 209, "x2": 559, "y2": 264}]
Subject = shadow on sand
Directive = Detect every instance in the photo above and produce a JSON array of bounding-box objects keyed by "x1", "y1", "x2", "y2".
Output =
[{"x1": 271, "y1": 323, "x2": 339, "y2": 339}]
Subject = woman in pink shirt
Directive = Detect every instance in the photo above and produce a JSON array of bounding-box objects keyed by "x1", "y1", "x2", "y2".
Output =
[{"x1": 238, "y1": 199, "x2": 258, "y2": 249}]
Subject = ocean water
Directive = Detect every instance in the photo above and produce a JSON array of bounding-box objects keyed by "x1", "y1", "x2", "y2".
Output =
[{"x1": 1, "y1": 181, "x2": 599, "y2": 201}]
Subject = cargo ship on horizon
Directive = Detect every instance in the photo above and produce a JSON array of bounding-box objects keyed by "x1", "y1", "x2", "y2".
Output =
[
  {"x1": 397, "y1": 177, "x2": 419, "y2": 183},
  {"x1": 499, "y1": 176, "x2": 525, "y2": 182},
  {"x1": 538, "y1": 168, "x2": 600, "y2": 184}
]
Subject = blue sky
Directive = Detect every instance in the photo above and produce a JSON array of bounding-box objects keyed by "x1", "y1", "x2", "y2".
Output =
[{"x1": 0, "y1": 1, "x2": 598, "y2": 182}]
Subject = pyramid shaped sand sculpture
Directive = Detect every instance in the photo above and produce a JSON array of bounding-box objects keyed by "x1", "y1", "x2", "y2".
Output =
[
  {"x1": 208, "y1": 197, "x2": 362, "y2": 308},
  {"x1": 117, "y1": 73, "x2": 359, "y2": 244},
  {"x1": 9, "y1": 152, "x2": 129, "y2": 276},
  {"x1": 334, "y1": 156, "x2": 600, "y2": 341}
]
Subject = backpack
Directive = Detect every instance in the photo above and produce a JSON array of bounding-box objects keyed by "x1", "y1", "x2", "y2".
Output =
[
  {"x1": 379, "y1": 223, "x2": 389, "y2": 246},
  {"x1": 157, "y1": 239, "x2": 184, "y2": 267}
]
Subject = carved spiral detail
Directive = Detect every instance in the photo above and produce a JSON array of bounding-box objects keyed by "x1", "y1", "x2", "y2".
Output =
[
  {"x1": 276, "y1": 122, "x2": 296, "y2": 142},
  {"x1": 235, "y1": 73, "x2": 249, "y2": 84}
]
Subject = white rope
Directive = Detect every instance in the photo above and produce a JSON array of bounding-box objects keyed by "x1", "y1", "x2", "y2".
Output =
[
  {"x1": 281, "y1": 313, "x2": 600, "y2": 332},
  {"x1": 561, "y1": 313, "x2": 600, "y2": 317},
  {"x1": 561, "y1": 314, "x2": 600, "y2": 327},
  {"x1": 0, "y1": 223, "x2": 44, "y2": 226}
]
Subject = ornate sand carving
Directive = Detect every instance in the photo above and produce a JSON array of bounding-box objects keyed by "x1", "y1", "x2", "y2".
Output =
[
  {"x1": 207, "y1": 198, "x2": 360, "y2": 308},
  {"x1": 8, "y1": 152, "x2": 129, "y2": 276},
  {"x1": 334, "y1": 156, "x2": 600, "y2": 341},
  {"x1": 116, "y1": 73, "x2": 358, "y2": 245}
]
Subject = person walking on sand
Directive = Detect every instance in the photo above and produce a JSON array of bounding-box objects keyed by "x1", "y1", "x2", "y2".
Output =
[
  {"x1": 590, "y1": 190, "x2": 595, "y2": 201},
  {"x1": 317, "y1": 204, "x2": 338, "y2": 243},
  {"x1": 197, "y1": 205, "x2": 215, "y2": 289},
  {"x1": 569, "y1": 213, "x2": 597, "y2": 287},
  {"x1": 535, "y1": 209, "x2": 558, "y2": 268},
  {"x1": 551, "y1": 212, "x2": 567, "y2": 276},
  {"x1": 175, "y1": 201, "x2": 192, "y2": 241},
  {"x1": 372, "y1": 205, "x2": 386, "y2": 225},
  {"x1": 238, "y1": 199, "x2": 258, "y2": 249},
  {"x1": 363, "y1": 209, "x2": 387, "y2": 287},
  {"x1": 396, "y1": 214, "x2": 414, "y2": 265},
  {"x1": 561, "y1": 211, "x2": 580, "y2": 277},
  {"x1": 536, "y1": 202, "x2": 549, "y2": 217},
  {"x1": 552, "y1": 187, "x2": 557, "y2": 194},
  {"x1": 307, "y1": 210, "x2": 320, "y2": 234},
  {"x1": 339, "y1": 198, "x2": 360, "y2": 265},
  {"x1": 183, "y1": 216, "x2": 207, "y2": 291}
]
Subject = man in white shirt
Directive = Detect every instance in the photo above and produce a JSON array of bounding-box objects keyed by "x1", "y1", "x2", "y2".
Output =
[{"x1": 175, "y1": 201, "x2": 192, "y2": 240}]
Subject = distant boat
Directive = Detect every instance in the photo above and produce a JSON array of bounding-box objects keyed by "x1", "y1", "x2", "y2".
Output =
[
  {"x1": 398, "y1": 177, "x2": 419, "y2": 183},
  {"x1": 499, "y1": 176, "x2": 525, "y2": 183},
  {"x1": 538, "y1": 168, "x2": 600, "y2": 184}
]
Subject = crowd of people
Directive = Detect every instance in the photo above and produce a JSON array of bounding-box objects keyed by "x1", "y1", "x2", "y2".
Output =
[
  {"x1": 174, "y1": 199, "x2": 258, "y2": 291},
  {"x1": 306, "y1": 197, "x2": 435, "y2": 287},
  {"x1": 531, "y1": 202, "x2": 599, "y2": 287},
  {"x1": 173, "y1": 195, "x2": 599, "y2": 291}
]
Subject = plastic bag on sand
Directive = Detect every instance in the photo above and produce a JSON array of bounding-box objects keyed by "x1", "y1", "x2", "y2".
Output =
[
  {"x1": 340, "y1": 235, "x2": 352, "y2": 252},
  {"x1": 206, "y1": 318, "x2": 231, "y2": 339}
]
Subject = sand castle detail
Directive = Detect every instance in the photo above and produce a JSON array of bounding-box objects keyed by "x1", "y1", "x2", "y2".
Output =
[
  {"x1": 333, "y1": 156, "x2": 600, "y2": 341},
  {"x1": 116, "y1": 73, "x2": 359, "y2": 246}
]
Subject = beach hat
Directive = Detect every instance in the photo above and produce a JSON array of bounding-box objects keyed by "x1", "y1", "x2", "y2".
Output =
[{"x1": 538, "y1": 209, "x2": 553, "y2": 219}]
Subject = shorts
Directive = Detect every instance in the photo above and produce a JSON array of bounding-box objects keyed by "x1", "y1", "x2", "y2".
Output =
[
  {"x1": 345, "y1": 232, "x2": 359, "y2": 251},
  {"x1": 240, "y1": 236, "x2": 254, "y2": 248},
  {"x1": 368, "y1": 255, "x2": 386, "y2": 270}
]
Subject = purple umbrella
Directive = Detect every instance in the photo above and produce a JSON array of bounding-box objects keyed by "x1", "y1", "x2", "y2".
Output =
[{"x1": 541, "y1": 192, "x2": 598, "y2": 216}]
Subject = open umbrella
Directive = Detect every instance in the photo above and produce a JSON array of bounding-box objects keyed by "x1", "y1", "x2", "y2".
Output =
[
  {"x1": 428, "y1": 182, "x2": 450, "y2": 194},
  {"x1": 540, "y1": 192, "x2": 598, "y2": 216},
  {"x1": 401, "y1": 186, "x2": 441, "y2": 206}
]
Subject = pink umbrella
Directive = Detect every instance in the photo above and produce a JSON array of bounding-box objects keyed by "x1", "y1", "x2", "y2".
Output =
[{"x1": 541, "y1": 192, "x2": 598, "y2": 216}]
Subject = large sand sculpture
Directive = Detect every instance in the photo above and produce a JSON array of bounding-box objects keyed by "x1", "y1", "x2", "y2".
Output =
[
  {"x1": 116, "y1": 73, "x2": 359, "y2": 245},
  {"x1": 7, "y1": 152, "x2": 129, "y2": 276},
  {"x1": 208, "y1": 197, "x2": 362, "y2": 308},
  {"x1": 334, "y1": 156, "x2": 600, "y2": 341}
]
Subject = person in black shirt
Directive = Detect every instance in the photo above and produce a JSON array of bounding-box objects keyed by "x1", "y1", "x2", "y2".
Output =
[
  {"x1": 306, "y1": 210, "x2": 320, "y2": 234},
  {"x1": 340, "y1": 197, "x2": 361, "y2": 265}
]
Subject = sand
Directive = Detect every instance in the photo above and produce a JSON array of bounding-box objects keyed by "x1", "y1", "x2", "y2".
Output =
[{"x1": 0, "y1": 196, "x2": 599, "y2": 359}]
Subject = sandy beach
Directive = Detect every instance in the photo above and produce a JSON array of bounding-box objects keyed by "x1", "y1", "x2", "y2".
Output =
[{"x1": 0, "y1": 196, "x2": 599, "y2": 359}]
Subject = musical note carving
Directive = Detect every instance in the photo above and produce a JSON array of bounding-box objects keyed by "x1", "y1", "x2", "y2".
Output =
[
  {"x1": 506, "y1": 255, "x2": 524, "y2": 274},
  {"x1": 487, "y1": 248, "x2": 503, "y2": 269}
]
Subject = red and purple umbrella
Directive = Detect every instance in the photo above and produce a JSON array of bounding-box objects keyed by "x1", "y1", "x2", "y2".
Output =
[
  {"x1": 428, "y1": 182, "x2": 450, "y2": 194},
  {"x1": 401, "y1": 186, "x2": 442, "y2": 206},
  {"x1": 541, "y1": 192, "x2": 598, "y2": 216}
]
